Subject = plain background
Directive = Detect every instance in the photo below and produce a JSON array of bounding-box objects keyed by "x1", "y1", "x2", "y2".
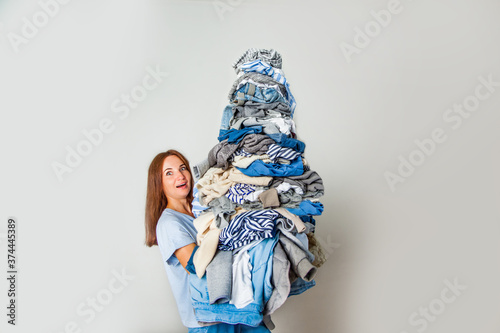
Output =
[{"x1": 1, "y1": 0, "x2": 500, "y2": 332}]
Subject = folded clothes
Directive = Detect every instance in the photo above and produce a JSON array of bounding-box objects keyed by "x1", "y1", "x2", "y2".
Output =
[
  {"x1": 233, "y1": 48, "x2": 283, "y2": 72},
  {"x1": 188, "y1": 49, "x2": 327, "y2": 329},
  {"x1": 193, "y1": 207, "x2": 247, "y2": 278},
  {"x1": 190, "y1": 236, "x2": 278, "y2": 327},
  {"x1": 193, "y1": 158, "x2": 210, "y2": 181},
  {"x1": 258, "y1": 188, "x2": 279, "y2": 209},
  {"x1": 208, "y1": 195, "x2": 238, "y2": 229},
  {"x1": 220, "y1": 104, "x2": 234, "y2": 131},
  {"x1": 229, "y1": 72, "x2": 288, "y2": 102},
  {"x1": 196, "y1": 166, "x2": 273, "y2": 205},
  {"x1": 263, "y1": 241, "x2": 290, "y2": 317},
  {"x1": 217, "y1": 126, "x2": 263, "y2": 144},
  {"x1": 192, "y1": 186, "x2": 209, "y2": 218},
  {"x1": 206, "y1": 249, "x2": 233, "y2": 305},
  {"x1": 232, "y1": 154, "x2": 272, "y2": 169},
  {"x1": 209, "y1": 133, "x2": 275, "y2": 170},
  {"x1": 225, "y1": 183, "x2": 259, "y2": 204},
  {"x1": 236, "y1": 157, "x2": 304, "y2": 178},
  {"x1": 237, "y1": 59, "x2": 297, "y2": 116},
  {"x1": 279, "y1": 234, "x2": 317, "y2": 282},
  {"x1": 230, "y1": 116, "x2": 296, "y2": 137},
  {"x1": 218, "y1": 209, "x2": 281, "y2": 251},
  {"x1": 286, "y1": 200, "x2": 324, "y2": 216},
  {"x1": 232, "y1": 83, "x2": 288, "y2": 106},
  {"x1": 266, "y1": 144, "x2": 302, "y2": 162},
  {"x1": 232, "y1": 100, "x2": 291, "y2": 119},
  {"x1": 271, "y1": 169, "x2": 324, "y2": 193},
  {"x1": 266, "y1": 133, "x2": 305, "y2": 153}
]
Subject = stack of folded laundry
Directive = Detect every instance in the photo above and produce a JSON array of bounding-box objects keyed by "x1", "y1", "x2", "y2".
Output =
[{"x1": 189, "y1": 48, "x2": 327, "y2": 330}]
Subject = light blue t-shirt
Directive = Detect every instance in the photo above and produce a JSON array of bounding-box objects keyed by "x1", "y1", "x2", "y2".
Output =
[{"x1": 156, "y1": 208, "x2": 200, "y2": 328}]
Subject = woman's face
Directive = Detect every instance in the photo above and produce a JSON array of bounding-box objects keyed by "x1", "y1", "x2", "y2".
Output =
[{"x1": 161, "y1": 155, "x2": 192, "y2": 202}]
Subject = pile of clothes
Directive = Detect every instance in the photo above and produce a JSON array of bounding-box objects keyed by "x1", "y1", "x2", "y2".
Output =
[{"x1": 188, "y1": 48, "x2": 327, "y2": 330}]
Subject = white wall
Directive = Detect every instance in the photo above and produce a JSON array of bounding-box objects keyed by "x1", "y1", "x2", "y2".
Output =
[{"x1": 1, "y1": 0, "x2": 500, "y2": 332}]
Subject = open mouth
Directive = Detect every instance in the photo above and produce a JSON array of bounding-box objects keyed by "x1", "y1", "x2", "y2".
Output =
[{"x1": 176, "y1": 182, "x2": 187, "y2": 188}]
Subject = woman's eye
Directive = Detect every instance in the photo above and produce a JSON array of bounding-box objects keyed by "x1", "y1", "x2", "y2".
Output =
[{"x1": 166, "y1": 172, "x2": 172, "y2": 176}]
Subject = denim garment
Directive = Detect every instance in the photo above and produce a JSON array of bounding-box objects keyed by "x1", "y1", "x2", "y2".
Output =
[
  {"x1": 266, "y1": 133, "x2": 305, "y2": 153},
  {"x1": 286, "y1": 200, "x2": 324, "y2": 216},
  {"x1": 236, "y1": 157, "x2": 304, "y2": 178},
  {"x1": 218, "y1": 126, "x2": 263, "y2": 144},
  {"x1": 188, "y1": 323, "x2": 270, "y2": 332},
  {"x1": 289, "y1": 278, "x2": 316, "y2": 296},
  {"x1": 232, "y1": 83, "x2": 288, "y2": 106},
  {"x1": 189, "y1": 237, "x2": 278, "y2": 327},
  {"x1": 299, "y1": 215, "x2": 316, "y2": 225},
  {"x1": 220, "y1": 105, "x2": 234, "y2": 130},
  {"x1": 238, "y1": 60, "x2": 297, "y2": 117}
]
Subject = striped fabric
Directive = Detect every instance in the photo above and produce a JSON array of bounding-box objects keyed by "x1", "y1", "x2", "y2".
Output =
[
  {"x1": 218, "y1": 209, "x2": 284, "y2": 251},
  {"x1": 225, "y1": 183, "x2": 256, "y2": 204},
  {"x1": 231, "y1": 148, "x2": 253, "y2": 160},
  {"x1": 239, "y1": 60, "x2": 297, "y2": 117},
  {"x1": 267, "y1": 144, "x2": 302, "y2": 162},
  {"x1": 191, "y1": 186, "x2": 208, "y2": 218},
  {"x1": 232, "y1": 48, "x2": 283, "y2": 71}
]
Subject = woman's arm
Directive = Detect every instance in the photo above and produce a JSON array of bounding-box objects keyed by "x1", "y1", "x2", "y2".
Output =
[{"x1": 174, "y1": 243, "x2": 197, "y2": 273}]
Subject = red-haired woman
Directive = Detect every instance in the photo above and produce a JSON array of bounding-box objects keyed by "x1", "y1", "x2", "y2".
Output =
[{"x1": 145, "y1": 149, "x2": 270, "y2": 333}]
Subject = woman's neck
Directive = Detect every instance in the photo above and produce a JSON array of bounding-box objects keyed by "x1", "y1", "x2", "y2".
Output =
[{"x1": 167, "y1": 199, "x2": 193, "y2": 217}]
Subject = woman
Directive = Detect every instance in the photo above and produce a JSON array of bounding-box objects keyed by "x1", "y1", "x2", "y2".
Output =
[{"x1": 145, "y1": 149, "x2": 270, "y2": 333}]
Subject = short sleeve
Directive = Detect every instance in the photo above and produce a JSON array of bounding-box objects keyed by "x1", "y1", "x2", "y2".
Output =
[{"x1": 156, "y1": 214, "x2": 197, "y2": 266}]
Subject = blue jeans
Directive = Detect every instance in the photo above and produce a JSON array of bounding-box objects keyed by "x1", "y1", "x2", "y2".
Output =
[
  {"x1": 188, "y1": 323, "x2": 270, "y2": 332},
  {"x1": 220, "y1": 105, "x2": 233, "y2": 130},
  {"x1": 289, "y1": 278, "x2": 316, "y2": 296},
  {"x1": 189, "y1": 237, "x2": 278, "y2": 327},
  {"x1": 236, "y1": 157, "x2": 304, "y2": 178}
]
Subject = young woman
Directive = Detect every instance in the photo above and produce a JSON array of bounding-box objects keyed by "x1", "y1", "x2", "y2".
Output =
[{"x1": 145, "y1": 149, "x2": 270, "y2": 333}]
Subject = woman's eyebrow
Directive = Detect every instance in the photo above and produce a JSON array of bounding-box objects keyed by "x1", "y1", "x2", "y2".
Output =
[{"x1": 163, "y1": 164, "x2": 185, "y2": 173}]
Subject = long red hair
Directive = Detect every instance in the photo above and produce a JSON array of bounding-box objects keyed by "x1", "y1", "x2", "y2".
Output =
[{"x1": 145, "y1": 149, "x2": 194, "y2": 247}]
